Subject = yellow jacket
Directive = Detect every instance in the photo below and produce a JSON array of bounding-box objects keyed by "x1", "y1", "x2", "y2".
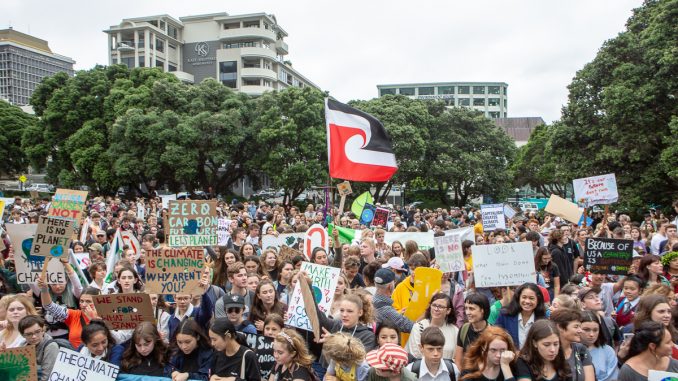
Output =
[{"x1": 392, "y1": 277, "x2": 415, "y2": 312}]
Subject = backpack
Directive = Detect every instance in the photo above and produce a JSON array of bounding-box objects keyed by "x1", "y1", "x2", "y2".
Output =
[
  {"x1": 411, "y1": 359, "x2": 456, "y2": 381},
  {"x1": 459, "y1": 323, "x2": 471, "y2": 349}
]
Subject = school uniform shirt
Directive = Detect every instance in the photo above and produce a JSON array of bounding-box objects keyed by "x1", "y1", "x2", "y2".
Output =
[
  {"x1": 615, "y1": 297, "x2": 640, "y2": 332},
  {"x1": 406, "y1": 358, "x2": 457, "y2": 381},
  {"x1": 211, "y1": 346, "x2": 260, "y2": 381},
  {"x1": 517, "y1": 313, "x2": 535, "y2": 349},
  {"x1": 272, "y1": 364, "x2": 314, "y2": 381}
]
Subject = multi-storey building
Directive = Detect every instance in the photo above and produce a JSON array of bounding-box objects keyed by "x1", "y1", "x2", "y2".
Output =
[
  {"x1": 377, "y1": 81, "x2": 508, "y2": 118},
  {"x1": 104, "y1": 12, "x2": 318, "y2": 95},
  {"x1": 0, "y1": 28, "x2": 75, "y2": 106}
]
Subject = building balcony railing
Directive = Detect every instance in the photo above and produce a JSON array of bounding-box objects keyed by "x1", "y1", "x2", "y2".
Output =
[
  {"x1": 220, "y1": 28, "x2": 276, "y2": 42},
  {"x1": 238, "y1": 46, "x2": 276, "y2": 60},
  {"x1": 275, "y1": 40, "x2": 288, "y2": 54},
  {"x1": 241, "y1": 67, "x2": 278, "y2": 81}
]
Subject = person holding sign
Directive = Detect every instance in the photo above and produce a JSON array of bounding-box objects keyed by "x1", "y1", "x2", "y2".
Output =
[
  {"x1": 165, "y1": 319, "x2": 213, "y2": 381},
  {"x1": 168, "y1": 267, "x2": 213, "y2": 341},
  {"x1": 79, "y1": 319, "x2": 124, "y2": 366},
  {"x1": 618, "y1": 321, "x2": 678, "y2": 381},
  {"x1": 0, "y1": 294, "x2": 37, "y2": 348},
  {"x1": 208, "y1": 317, "x2": 261, "y2": 381},
  {"x1": 270, "y1": 328, "x2": 317, "y2": 381}
]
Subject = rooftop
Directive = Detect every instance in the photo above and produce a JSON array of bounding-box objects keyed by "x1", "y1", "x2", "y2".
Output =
[{"x1": 0, "y1": 28, "x2": 52, "y2": 53}]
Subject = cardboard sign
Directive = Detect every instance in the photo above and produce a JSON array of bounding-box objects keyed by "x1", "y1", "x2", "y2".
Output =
[
  {"x1": 337, "y1": 181, "x2": 352, "y2": 196},
  {"x1": 300, "y1": 277, "x2": 321, "y2": 338},
  {"x1": 167, "y1": 200, "x2": 218, "y2": 247},
  {"x1": 262, "y1": 232, "x2": 305, "y2": 251},
  {"x1": 371, "y1": 207, "x2": 389, "y2": 228},
  {"x1": 279, "y1": 245, "x2": 304, "y2": 263},
  {"x1": 145, "y1": 247, "x2": 206, "y2": 295},
  {"x1": 404, "y1": 267, "x2": 443, "y2": 322},
  {"x1": 503, "y1": 204, "x2": 517, "y2": 219},
  {"x1": 434, "y1": 228, "x2": 469, "y2": 273},
  {"x1": 0, "y1": 345, "x2": 37, "y2": 381},
  {"x1": 48, "y1": 188, "x2": 88, "y2": 228},
  {"x1": 32, "y1": 216, "x2": 74, "y2": 258},
  {"x1": 93, "y1": 293, "x2": 155, "y2": 330},
  {"x1": 648, "y1": 370, "x2": 678, "y2": 381},
  {"x1": 573, "y1": 173, "x2": 618, "y2": 206},
  {"x1": 360, "y1": 203, "x2": 376, "y2": 225},
  {"x1": 584, "y1": 238, "x2": 633, "y2": 275},
  {"x1": 286, "y1": 262, "x2": 340, "y2": 331},
  {"x1": 304, "y1": 224, "x2": 328, "y2": 260},
  {"x1": 244, "y1": 333, "x2": 275, "y2": 381},
  {"x1": 545, "y1": 194, "x2": 583, "y2": 224},
  {"x1": 480, "y1": 203, "x2": 506, "y2": 231},
  {"x1": 29, "y1": 190, "x2": 39, "y2": 199},
  {"x1": 217, "y1": 218, "x2": 231, "y2": 246},
  {"x1": 49, "y1": 348, "x2": 119, "y2": 381},
  {"x1": 6, "y1": 224, "x2": 66, "y2": 284},
  {"x1": 472, "y1": 242, "x2": 535, "y2": 287}
]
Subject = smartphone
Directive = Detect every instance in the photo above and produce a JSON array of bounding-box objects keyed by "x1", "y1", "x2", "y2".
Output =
[{"x1": 624, "y1": 333, "x2": 634, "y2": 342}]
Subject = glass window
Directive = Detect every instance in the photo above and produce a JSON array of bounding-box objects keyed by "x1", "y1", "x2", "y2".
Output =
[
  {"x1": 156, "y1": 39, "x2": 164, "y2": 53},
  {"x1": 438, "y1": 86, "x2": 454, "y2": 94},
  {"x1": 458, "y1": 86, "x2": 469, "y2": 94},
  {"x1": 399, "y1": 87, "x2": 415, "y2": 95},
  {"x1": 503, "y1": 87, "x2": 508, "y2": 96},
  {"x1": 458, "y1": 98, "x2": 470, "y2": 106},
  {"x1": 243, "y1": 78, "x2": 260, "y2": 86},
  {"x1": 380, "y1": 88, "x2": 396, "y2": 96},
  {"x1": 489, "y1": 112, "x2": 500, "y2": 118},
  {"x1": 418, "y1": 87, "x2": 434, "y2": 95},
  {"x1": 155, "y1": 59, "x2": 163, "y2": 68},
  {"x1": 137, "y1": 32, "x2": 145, "y2": 48},
  {"x1": 220, "y1": 61, "x2": 237, "y2": 88},
  {"x1": 473, "y1": 98, "x2": 485, "y2": 106},
  {"x1": 488, "y1": 98, "x2": 500, "y2": 106},
  {"x1": 504, "y1": 99, "x2": 508, "y2": 109},
  {"x1": 138, "y1": 56, "x2": 145, "y2": 67},
  {"x1": 473, "y1": 86, "x2": 485, "y2": 94},
  {"x1": 168, "y1": 25, "x2": 178, "y2": 39},
  {"x1": 121, "y1": 57, "x2": 134, "y2": 68},
  {"x1": 488, "y1": 86, "x2": 500, "y2": 94},
  {"x1": 168, "y1": 64, "x2": 176, "y2": 72}
]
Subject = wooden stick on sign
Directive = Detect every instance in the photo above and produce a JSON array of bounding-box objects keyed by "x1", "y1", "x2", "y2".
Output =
[
  {"x1": 41, "y1": 256, "x2": 51, "y2": 282},
  {"x1": 300, "y1": 276, "x2": 320, "y2": 339}
]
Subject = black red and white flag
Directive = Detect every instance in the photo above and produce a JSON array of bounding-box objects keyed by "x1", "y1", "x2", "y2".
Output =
[{"x1": 325, "y1": 98, "x2": 398, "y2": 182}]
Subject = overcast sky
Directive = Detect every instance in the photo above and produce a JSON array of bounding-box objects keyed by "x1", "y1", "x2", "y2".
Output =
[{"x1": 3, "y1": 0, "x2": 642, "y2": 122}]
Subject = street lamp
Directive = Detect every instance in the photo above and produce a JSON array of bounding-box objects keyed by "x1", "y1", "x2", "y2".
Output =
[{"x1": 514, "y1": 188, "x2": 520, "y2": 207}]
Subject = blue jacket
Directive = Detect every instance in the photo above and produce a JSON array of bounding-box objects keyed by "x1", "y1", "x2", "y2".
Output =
[
  {"x1": 165, "y1": 346, "x2": 214, "y2": 381},
  {"x1": 168, "y1": 292, "x2": 214, "y2": 341},
  {"x1": 77, "y1": 344, "x2": 124, "y2": 367},
  {"x1": 494, "y1": 312, "x2": 521, "y2": 348}
]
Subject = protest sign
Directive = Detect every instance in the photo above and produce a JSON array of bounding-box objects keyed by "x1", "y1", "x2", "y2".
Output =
[
  {"x1": 29, "y1": 190, "x2": 39, "y2": 200},
  {"x1": 48, "y1": 188, "x2": 88, "y2": 228},
  {"x1": 93, "y1": 293, "x2": 155, "y2": 330},
  {"x1": 351, "y1": 191, "x2": 373, "y2": 217},
  {"x1": 73, "y1": 251, "x2": 91, "y2": 270},
  {"x1": 244, "y1": 333, "x2": 275, "y2": 381},
  {"x1": 0, "y1": 200, "x2": 5, "y2": 221},
  {"x1": 371, "y1": 207, "x2": 389, "y2": 228},
  {"x1": 300, "y1": 276, "x2": 321, "y2": 338},
  {"x1": 262, "y1": 232, "x2": 305, "y2": 251},
  {"x1": 648, "y1": 370, "x2": 678, "y2": 381},
  {"x1": 359, "y1": 203, "x2": 376, "y2": 225},
  {"x1": 0, "y1": 345, "x2": 37, "y2": 381},
  {"x1": 472, "y1": 242, "x2": 535, "y2": 287},
  {"x1": 403, "y1": 267, "x2": 442, "y2": 346},
  {"x1": 337, "y1": 181, "x2": 352, "y2": 196},
  {"x1": 6, "y1": 224, "x2": 66, "y2": 284},
  {"x1": 32, "y1": 216, "x2": 73, "y2": 258},
  {"x1": 480, "y1": 204, "x2": 506, "y2": 231},
  {"x1": 545, "y1": 194, "x2": 583, "y2": 224},
  {"x1": 279, "y1": 245, "x2": 304, "y2": 263},
  {"x1": 286, "y1": 262, "x2": 340, "y2": 331},
  {"x1": 573, "y1": 173, "x2": 618, "y2": 206},
  {"x1": 584, "y1": 238, "x2": 632, "y2": 275},
  {"x1": 217, "y1": 218, "x2": 231, "y2": 246},
  {"x1": 434, "y1": 230, "x2": 466, "y2": 273},
  {"x1": 50, "y1": 348, "x2": 119, "y2": 381},
  {"x1": 167, "y1": 200, "x2": 218, "y2": 247},
  {"x1": 160, "y1": 194, "x2": 176, "y2": 209},
  {"x1": 145, "y1": 247, "x2": 205, "y2": 295},
  {"x1": 121, "y1": 230, "x2": 141, "y2": 256},
  {"x1": 304, "y1": 224, "x2": 328, "y2": 260},
  {"x1": 503, "y1": 204, "x2": 517, "y2": 220},
  {"x1": 330, "y1": 224, "x2": 437, "y2": 250}
]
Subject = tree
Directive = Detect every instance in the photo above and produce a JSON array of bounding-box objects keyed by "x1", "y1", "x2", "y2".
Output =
[
  {"x1": 425, "y1": 107, "x2": 516, "y2": 206},
  {"x1": 0, "y1": 100, "x2": 34, "y2": 176}
]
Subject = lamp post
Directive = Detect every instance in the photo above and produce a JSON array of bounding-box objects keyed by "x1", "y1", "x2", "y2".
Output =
[{"x1": 514, "y1": 188, "x2": 520, "y2": 207}]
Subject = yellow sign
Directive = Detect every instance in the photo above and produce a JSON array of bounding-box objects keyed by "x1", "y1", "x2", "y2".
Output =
[
  {"x1": 19, "y1": 175, "x2": 27, "y2": 183},
  {"x1": 401, "y1": 267, "x2": 443, "y2": 346}
]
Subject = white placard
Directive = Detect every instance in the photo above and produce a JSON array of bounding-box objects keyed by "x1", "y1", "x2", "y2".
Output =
[
  {"x1": 481, "y1": 203, "x2": 506, "y2": 231},
  {"x1": 6, "y1": 224, "x2": 66, "y2": 284},
  {"x1": 648, "y1": 370, "x2": 678, "y2": 381},
  {"x1": 472, "y1": 242, "x2": 536, "y2": 287},
  {"x1": 49, "y1": 348, "x2": 119, "y2": 381},
  {"x1": 573, "y1": 173, "x2": 618, "y2": 206},
  {"x1": 262, "y1": 232, "x2": 305, "y2": 251},
  {"x1": 304, "y1": 224, "x2": 329, "y2": 260},
  {"x1": 503, "y1": 204, "x2": 517, "y2": 219},
  {"x1": 434, "y1": 227, "x2": 474, "y2": 273},
  {"x1": 286, "y1": 262, "x2": 340, "y2": 331},
  {"x1": 217, "y1": 218, "x2": 231, "y2": 246},
  {"x1": 160, "y1": 194, "x2": 176, "y2": 209}
]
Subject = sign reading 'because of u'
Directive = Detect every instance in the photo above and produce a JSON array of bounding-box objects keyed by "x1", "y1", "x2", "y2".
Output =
[
  {"x1": 167, "y1": 200, "x2": 218, "y2": 247},
  {"x1": 584, "y1": 238, "x2": 632, "y2": 275},
  {"x1": 145, "y1": 247, "x2": 206, "y2": 295}
]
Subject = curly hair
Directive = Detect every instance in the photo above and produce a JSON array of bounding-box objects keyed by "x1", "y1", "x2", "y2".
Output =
[
  {"x1": 345, "y1": 290, "x2": 375, "y2": 325},
  {"x1": 461, "y1": 326, "x2": 518, "y2": 380},
  {"x1": 323, "y1": 332, "x2": 366, "y2": 366}
]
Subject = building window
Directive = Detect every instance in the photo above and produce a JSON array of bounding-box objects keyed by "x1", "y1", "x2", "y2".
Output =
[
  {"x1": 155, "y1": 59, "x2": 163, "y2": 68},
  {"x1": 418, "y1": 87, "x2": 434, "y2": 95},
  {"x1": 112, "y1": 58, "x2": 118, "y2": 64},
  {"x1": 168, "y1": 64, "x2": 176, "y2": 72},
  {"x1": 438, "y1": 86, "x2": 454, "y2": 94},
  {"x1": 473, "y1": 86, "x2": 485, "y2": 94},
  {"x1": 244, "y1": 21, "x2": 260, "y2": 28},
  {"x1": 156, "y1": 39, "x2": 164, "y2": 53},
  {"x1": 223, "y1": 42, "x2": 259, "y2": 49},
  {"x1": 219, "y1": 61, "x2": 237, "y2": 88},
  {"x1": 488, "y1": 98, "x2": 500, "y2": 106},
  {"x1": 458, "y1": 86, "x2": 470, "y2": 94},
  {"x1": 489, "y1": 112, "x2": 500, "y2": 118},
  {"x1": 243, "y1": 78, "x2": 260, "y2": 86},
  {"x1": 121, "y1": 57, "x2": 134, "y2": 68},
  {"x1": 458, "y1": 98, "x2": 470, "y2": 106},
  {"x1": 399, "y1": 87, "x2": 415, "y2": 96},
  {"x1": 139, "y1": 56, "x2": 145, "y2": 67},
  {"x1": 503, "y1": 87, "x2": 508, "y2": 96},
  {"x1": 168, "y1": 25, "x2": 178, "y2": 39},
  {"x1": 138, "y1": 32, "x2": 145, "y2": 48},
  {"x1": 504, "y1": 99, "x2": 508, "y2": 108},
  {"x1": 473, "y1": 98, "x2": 485, "y2": 106},
  {"x1": 488, "y1": 86, "x2": 500, "y2": 94},
  {"x1": 159, "y1": 20, "x2": 166, "y2": 31},
  {"x1": 380, "y1": 88, "x2": 396, "y2": 96}
]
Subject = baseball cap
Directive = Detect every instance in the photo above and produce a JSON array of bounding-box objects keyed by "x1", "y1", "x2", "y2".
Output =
[
  {"x1": 577, "y1": 287, "x2": 597, "y2": 301},
  {"x1": 382, "y1": 257, "x2": 406, "y2": 272},
  {"x1": 366, "y1": 343, "x2": 409, "y2": 372},
  {"x1": 632, "y1": 249, "x2": 642, "y2": 259},
  {"x1": 374, "y1": 268, "x2": 395, "y2": 285},
  {"x1": 224, "y1": 293, "x2": 245, "y2": 309},
  {"x1": 88, "y1": 243, "x2": 103, "y2": 252}
]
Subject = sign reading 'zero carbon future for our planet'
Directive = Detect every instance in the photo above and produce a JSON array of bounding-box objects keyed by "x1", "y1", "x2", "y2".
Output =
[
  {"x1": 472, "y1": 242, "x2": 535, "y2": 288},
  {"x1": 584, "y1": 238, "x2": 632, "y2": 275},
  {"x1": 145, "y1": 247, "x2": 206, "y2": 295},
  {"x1": 167, "y1": 200, "x2": 218, "y2": 247}
]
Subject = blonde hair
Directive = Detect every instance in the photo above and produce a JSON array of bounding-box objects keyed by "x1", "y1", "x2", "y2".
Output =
[
  {"x1": 643, "y1": 283, "x2": 673, "y2": 298},
  {"x1": 1, "y1": 295, "x2": 38, "y2": 336},
  {"x1": 323, "y1": 332, "x2": 366, "y2": 366},
  {"x1": 552, "y1": 294, "x2": 581, "y2": 310},
  {"x1": 343, "y1": 291, "x2": 375, "y2": 325},
  {"x1": 274, "y1": 328, "x2": 314, "y2": 367}
]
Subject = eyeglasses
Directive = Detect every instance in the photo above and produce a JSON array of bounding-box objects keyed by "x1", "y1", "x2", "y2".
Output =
[
  {"x1": 431, "y1": 303, "x2": 450, "y2": 310},
  {"x1": 22, "y1": 329, "x2": 43, "y2": 338},
  {"x1": 227, "y1": 307, "x2": 242, "y2": 314}
]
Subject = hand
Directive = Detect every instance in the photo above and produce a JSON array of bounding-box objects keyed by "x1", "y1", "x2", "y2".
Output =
[
  {"x1": 314, "y1": 327, "x2": 331, "y2": 343},
  {"x1": 254, "y1": 320, "x2": 264, "y2": 332},
  {"x1": 0, "y1": 320, "x2": 8, "y2": 330},
  {"x1": 172, "y1": 371, "x2": 189, "y2": 381},
  {"x1": 500, "y1": 350, "x2": 515, "y2": 366},
  {"x1": 37, "y1": 275, "x2": 48, "y2": 290},
  {"x1": 82, "y1": 304, "x2": 100, "y2": 320},
  {"x1": 618, "y1": 337, "x2": 631, "y2": 359}
]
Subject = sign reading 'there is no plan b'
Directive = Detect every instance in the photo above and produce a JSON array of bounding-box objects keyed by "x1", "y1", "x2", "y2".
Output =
[
  {"x1": 472, "y1": 242, "x2": 535, "y2": 287},
  {"x1": 167, "y1": 200, "x2": 218, "y2": 247}
]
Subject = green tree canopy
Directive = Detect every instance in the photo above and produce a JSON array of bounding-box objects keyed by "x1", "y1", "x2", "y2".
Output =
[{"x1": 0, "y1": 100, "x2": 35, "y2": 176}]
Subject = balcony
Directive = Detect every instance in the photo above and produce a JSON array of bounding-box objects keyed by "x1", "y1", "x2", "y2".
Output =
[
  {"x1": 172, "y1": 71, "x2": 194, "y2": 84},
  {"x1": 241, "y1": 67, "x2": 278, "y2": 81},
  {"x1": 220, "y1": 28, "x2": 276, "y2": 42},
  {"x1": 238, "y1": 46, "x2": 276, "y2": 60},
  {"x1": 239, "y1": 85, "x2": 273, "y2": 96},
  {"x1": 275, "y1": 40, "x2": 289, "y2": 54}
]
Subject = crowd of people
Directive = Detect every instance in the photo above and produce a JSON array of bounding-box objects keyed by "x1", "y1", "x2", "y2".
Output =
[{"x1": 1, "y1": 193, "x2": 678, "y2": 381}]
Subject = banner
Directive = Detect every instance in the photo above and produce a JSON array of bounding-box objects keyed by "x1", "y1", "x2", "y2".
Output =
[
  {"x1": 434, "y1": 228, "x2": 470, "y2": 273},
  {"x1": 404, "y1": 267, "x2": 443, "y2": 325},
  {"x1": 48, "y1": 188, "x2": 88, "y2": 229},
  {"x1": 32, "y1": 216, "x2": 74, "y2": 258},
  {"x1": 244, "y1": 332, "x2": 276, "y2": 380},
  {"x1": 145, "y1": 247, "x2": 205, "y2": 295},
  {"x1": 6, "y1": 224, "x2": 66, "y2": 284},
  {"x1": 304, "y1": 224, "x2": 328, "y2": 260},
  {"x1": 121, "y1": 230, "x2": 141, "y2": 257},
  {"x1": 328, "y1": 225, "x2": 436, "y2": 250},
  {"x1": 167, "y1": 200, "x2": 218, "y2": 247},
  {"x1": 104, "y1": 229, "x2": 124, "y2": 283},
  {"x1": 472, "y1": 242, "x2": 535, "y2": 287},
  {"x1": 371, "y1": 207, "x2": 389, "y2": 228},
  {"x1": 93, "y1": 293, "x2": 155, "y2": 330},
  {"x1": 0, "y1": 345, "x2": 37, "y2": 381},
  {"x1": 262, "y1": 232, "x2": 305, "y2": 251},
  {"x1": 545, "y1": 194, "x2": 583, "y2": 224},
  {"x1": 160, "y1": 194, "x2": 176, "y2": 209},
  {"x1": 480, "y1": 203, "x2": 506, "y2": 231},
  {"x1": 573, "y1": 173, "x2": 618, "y2": 206},
  {"x1": 286, "y1": 262, "x2": 340, "y2": 331},
  {"x1": 584, "y1": 238, "x2": 633, "y2": 275},
  {"x1": 49, "y1": 348, "x2": 119, "y2": 381},
  {"x1": 217, "y1": 218, "x2": 231, "y2": 246}
]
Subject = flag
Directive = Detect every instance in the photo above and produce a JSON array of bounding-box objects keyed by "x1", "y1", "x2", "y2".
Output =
[
  {"x1": 328, "y1": 224, "x2": 359, "y2": 245},
  {"x1": 325, "y1": 98, "x2": 397, "y2": 182},
  {"x1": 121, "y1": 230, "x2": 141, "y2": 257},
  {"x1": 104, "y1": 229, "x2": 124, "y2": 283},
  {"x1": 351, "y1": 191, "x2": 374, "y2": 217}
]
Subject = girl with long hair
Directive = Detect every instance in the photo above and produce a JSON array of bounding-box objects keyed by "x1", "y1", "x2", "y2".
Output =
[
  {"x1": 165, "y1": 319, "x2": 213, "y2": 381},
  {"x1": 274, "y1": 261, "x2": 294, "y2": 302},
  {"x1": 263, "y1": 314, "x2": 285, "y2": 338},
  {"x1": 120, "y1": 322, "x2": 167, "y2": 376},
  {"x1": 535, "y1": 247, "x2": 560, "y2": 299},
  {"x1": 495, "y1": 282, "x2": 547, "y2": 349},
  {"x1": 550, "y1": 308, "x2": 595, "y2": 381},
  {"x1": 270, "y1": 328, "x2": 316, "y2": 381},
  {"x1": 579, "y1": 310, "x2": 618, "y2": 381},
  {"x1": 460, "y1": 326, "x2": 517, "y2": 381},
  {"x1": 514, "y1": 320, "x2": 571, "y2": 380},
  {"x1": 315, "y1": 289, "x2": 376, "y2": 352},
  {"x1": 114, "y1": 266, "x2": 144, "y2": 293},
  {"x1": 405, "y1": 293, "x2": 458, "y2": 360},
  {"x1": 637, "y1": 254, "x2": 670, "y2": 287},
  {"x1": 212, "y1": 248, "x2": 240, "y2": 289},
  {"x1": 329, "y1": 274, "x2": 349, "y2": 318},
  {"x1": 0, "y1": 294, "x2": 37, "y2": 348},
  {"x1": 79, "y1": 319, "x2": 124, "y2": 366},
  {"x1": 619, "y1": 321, "x2": 678, "y2": 379},
  {"x1": 262, "y1": 249, "x2": 280, "y2": 281},
  {"x1": 244, "y1": 255, "x2": 267, "y2": 279},
  {"x1": 250, "y1": 280, "x2": 287, "y2": 333},
  {"x1": 208, "y1": 318, "x2": 260, "y2": 381}
]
